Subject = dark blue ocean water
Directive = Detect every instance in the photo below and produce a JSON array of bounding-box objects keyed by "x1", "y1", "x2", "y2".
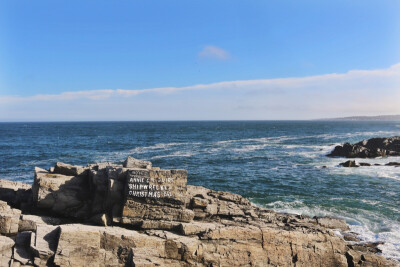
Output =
[{"x1": 0, "y1": 121, "x2": 399, "y2": 259}]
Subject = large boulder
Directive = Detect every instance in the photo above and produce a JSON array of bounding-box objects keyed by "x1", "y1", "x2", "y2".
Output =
[
  {"x1": 32, "y1": 167, "x2": 91, "y2": 218},
  {"x1": 54, "y1": 224, "x2": 101, "y2": 267},
  {"x1": 30, "y1": 225, "x2": 60, "y2": 263}
]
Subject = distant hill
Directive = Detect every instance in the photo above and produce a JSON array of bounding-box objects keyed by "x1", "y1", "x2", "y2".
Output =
[{"x1": 319, "y1": 115, "x2": 400, "y2": 121}]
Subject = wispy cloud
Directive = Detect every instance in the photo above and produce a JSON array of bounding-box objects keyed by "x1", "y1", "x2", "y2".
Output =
[
  {"x1": 198, "y1": 45, "x2": 231, "y2": 60},
  {"x1": 1, "y1": 63, "x2": 399, "y2": 120}
]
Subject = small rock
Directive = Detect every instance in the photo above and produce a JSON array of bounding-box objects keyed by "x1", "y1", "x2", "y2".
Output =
[
  {"x1": 190, "y1": 197, "x2": 208, "y2": 209},
  {"x1": 339, "y1": 160, "x2": 360, "y2": 167},
  {"x1": 123, "y1": 156, "x2": 152, "y2": 169},
  {"x1": 385, "y1": 162, "x2": 400, "y2": 166},
  {"x1": 54, "y1": 162, "x2": 88, "y2": 176}
]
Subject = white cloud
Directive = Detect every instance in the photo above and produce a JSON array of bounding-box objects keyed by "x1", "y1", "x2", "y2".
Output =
[
  {"x1": 0, "y1": 63, "x2": 399, "y2": 121},
  {"x1": 198, "y1": 45, "x2": 231, "y2": 60}
]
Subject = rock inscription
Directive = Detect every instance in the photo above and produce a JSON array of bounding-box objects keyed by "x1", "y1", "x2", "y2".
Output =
[
  {"x1": 127, "y1": 170, "x2": 173, "y2": 198},
  {"x1": 122, "y1": 168, "x2": 193, "y2": 222}
]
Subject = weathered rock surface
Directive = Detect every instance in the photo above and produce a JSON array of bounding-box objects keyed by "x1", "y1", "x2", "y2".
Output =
[
  {"x1": 0, "y1": 157, "x2": 398, "y2": 266},
  {"x1": 123, "y1": 156, "x2": 152, "y2": 169},
  {"x1": 0, "y1": 236, "x2": 14, "y2": 266},
  {"x1": 0, "y1": 200, "x2": 21, "y2": 235},
  {"x1": 0, "y1": 179, "x2": 32, "y2": 211},
  {"x1": 328, "y1": 136, "x2": 400, "y2": 158}
]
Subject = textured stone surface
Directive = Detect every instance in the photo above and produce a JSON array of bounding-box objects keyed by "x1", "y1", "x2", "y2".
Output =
[
  {"x1": 54, "y1": 162, "x2": 89, "y2": 176},
  {"x1": 315, "y1": 216, "x2": 350, "y2": 231},
  {"x1": 0, "y1": 200, "x2": 21, "y2": 235},
  {"x1": 0, "y1": 236, "x2": 14, "y2": 267},
  {"x1": 18, "y1": 214, "x2": 61, "y2": 232},
  {"x1": 32, "y1": 167, "x2": 90, "y2": 218},
  {"x1": 123, "y1": 156, "x2": 152, "y2": 169},
  {"x1": 124, "y1": 168, "x2": 188, "y2": 205},
  {"x1": 0, "y1": 158, "x2": 398, "y2": 267},
  {"x1": 54, "y1": 224, "x2": 101, "y2": 267},
  {"x1": 30, "y1": 224, "x2": 60, "y2": 265}
]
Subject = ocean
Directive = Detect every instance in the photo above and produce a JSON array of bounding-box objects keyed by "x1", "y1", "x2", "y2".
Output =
[{"x1": 0, "y1": 121, "x2": 399, "y2": 260}]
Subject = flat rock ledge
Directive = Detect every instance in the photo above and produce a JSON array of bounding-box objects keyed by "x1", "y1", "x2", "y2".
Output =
[
  {"x1": 0, "y1": 157, "x2": 398, "y2": 267},
  {"x1": 327, "y1": 136, "x2": 400, "y2": 158}
]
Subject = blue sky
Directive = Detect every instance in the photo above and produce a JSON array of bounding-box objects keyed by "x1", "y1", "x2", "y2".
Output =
[{"x1": 1, "y1": 0, "x2": 399, "y2": 121}]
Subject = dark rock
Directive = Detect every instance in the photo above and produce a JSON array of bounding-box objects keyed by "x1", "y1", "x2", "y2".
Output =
[
  {"x1": 327, "y1": 136, "x2": 400, "y2": 158},
  {"x1": 385, "y1": 162, "x2": 400, "y2": 166},
  {"x1": 0, "y1": 180, "x2": 32, "y2": 211},
  {"x1": 359, "y1": 162, "x2": 372, "y2": 166},
  {"x1": 339, "y1": 160, "x2": 360, "y2": 167}
]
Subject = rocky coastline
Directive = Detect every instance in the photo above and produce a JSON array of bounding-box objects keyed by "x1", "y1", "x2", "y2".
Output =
[
  {"x1": 0, "y1": 157, "x2": 398, "y2": 266},
  {"x1": 327, "y1": 136, "x2": 400, "y2": 158},
  {"x1": 326, "y1": 136, "x2": 400, "y2": 168}
]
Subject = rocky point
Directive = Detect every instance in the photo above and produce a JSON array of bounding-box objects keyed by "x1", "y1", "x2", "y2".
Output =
[
  {"x1": 0, "y1": 156, "x2": 398, "y2": 266},
  {"x1": 327, "y1": 136, "x2": 400, "y2": 158}
]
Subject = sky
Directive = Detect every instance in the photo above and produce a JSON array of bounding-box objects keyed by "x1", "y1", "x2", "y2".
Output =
[{"x1": 0, "y1": 0, "x2": 399, "y2": 121}]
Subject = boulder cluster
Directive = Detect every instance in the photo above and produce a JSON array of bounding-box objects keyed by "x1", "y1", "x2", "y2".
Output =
[
  {"x1": 0, "y1": 157, "x2": 398, "y2": 266},
  {"x1": 327, "y1": 136, "x2": 400, "y2": 158}
]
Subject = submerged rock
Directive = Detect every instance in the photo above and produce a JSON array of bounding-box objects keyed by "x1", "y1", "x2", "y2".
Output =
[
  {"x1": 327, "y1": 136, "x2": 400, "y2": 158},
  {"x1": 0, "y1": 157, "x2": 398, "y2": 267}
]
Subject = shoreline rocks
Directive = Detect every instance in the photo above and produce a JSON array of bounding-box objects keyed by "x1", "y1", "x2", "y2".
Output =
[
  {"x1": 327, "y1": 136, "x2": 400, "y2": 158},
  {"x1": 0, "y1": 157, "x2": 398, "y2": 266},
  {"x1": 339, "y1": 160, "x2": 400, "y2": 168}
]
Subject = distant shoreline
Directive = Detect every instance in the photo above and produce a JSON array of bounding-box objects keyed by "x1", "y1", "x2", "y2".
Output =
[
  {"x1": 1, "y1": 117, "x2": 400, "y2": 123},
  {"x1": 317, "y1": 115, "x2": 400, "y2": 121}
]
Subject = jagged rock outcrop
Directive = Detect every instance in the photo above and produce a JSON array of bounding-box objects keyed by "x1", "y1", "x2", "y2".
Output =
[
  {"x1": 0, "y1": 158, "x2": 398, "y2": 267},
  {"x1": 328, "y1": 136, "x2": 400, "y2": 158}
]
